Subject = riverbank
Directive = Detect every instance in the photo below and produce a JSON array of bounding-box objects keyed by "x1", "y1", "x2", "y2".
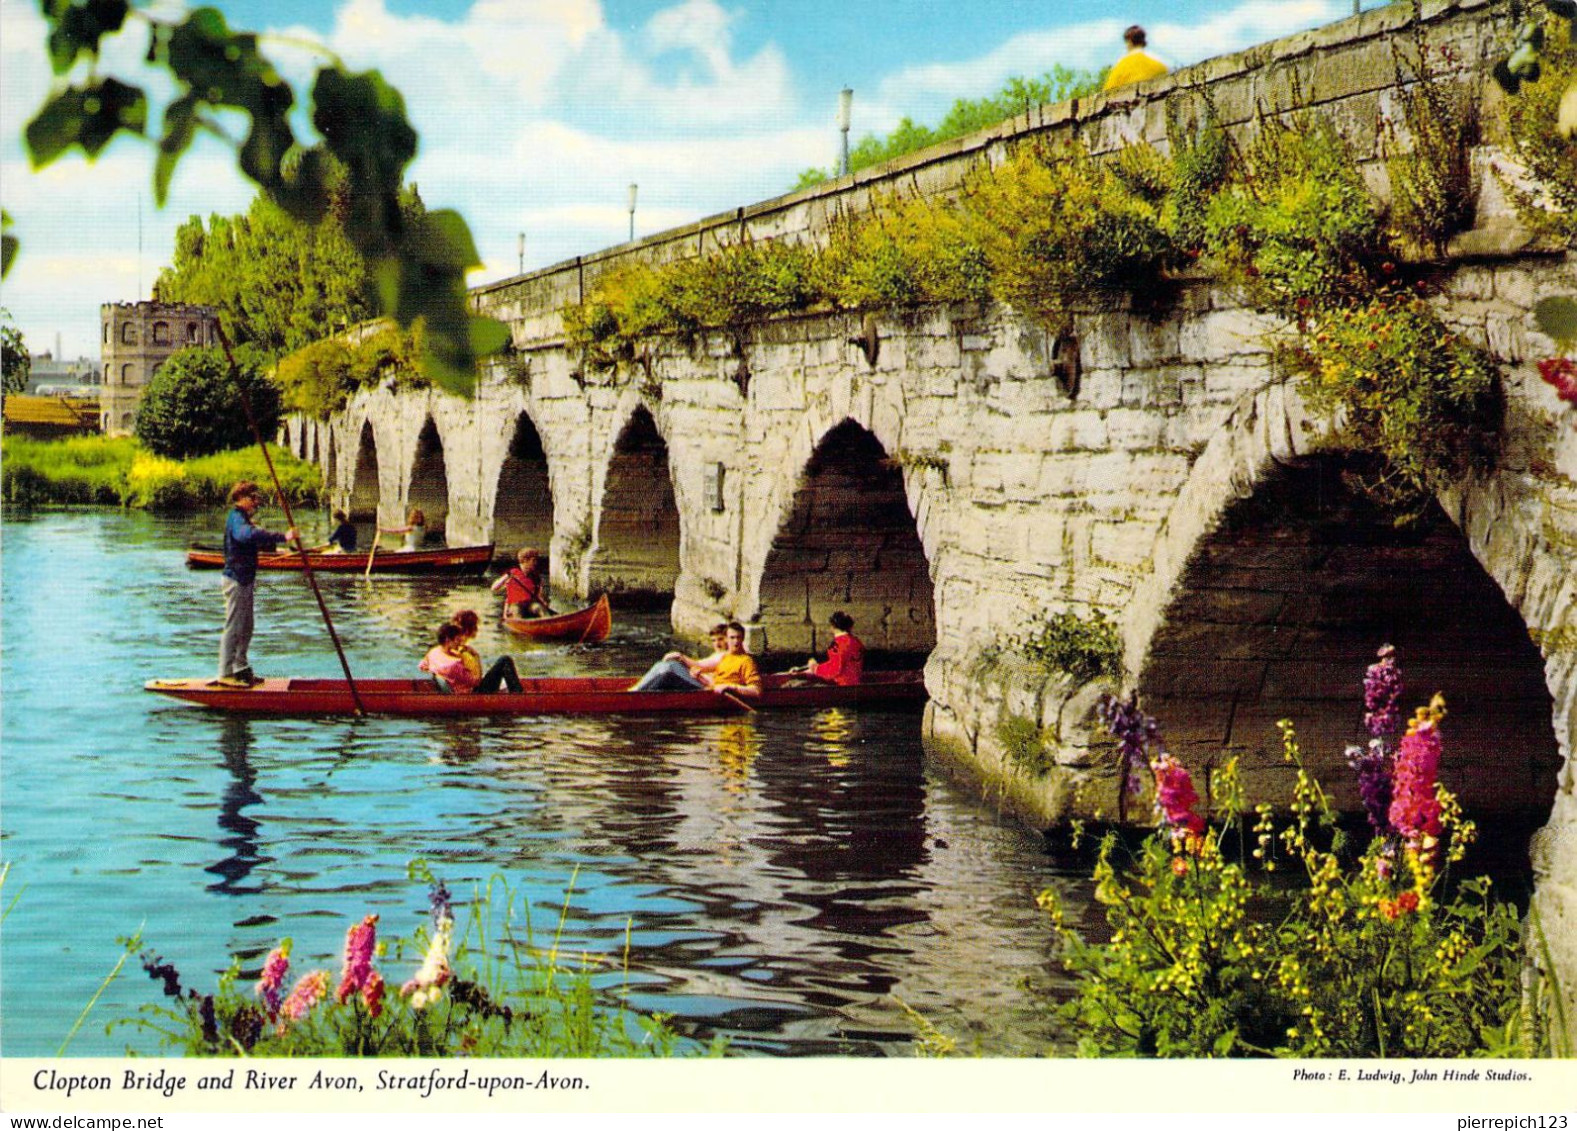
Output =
[{"x1": 0, "y1": 434, "x2": 320, "y2": 509}]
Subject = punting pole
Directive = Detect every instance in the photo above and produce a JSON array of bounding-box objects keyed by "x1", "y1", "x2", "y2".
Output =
[{"x1": 215, "y1": 325, "x2": 367, "y2": 716}]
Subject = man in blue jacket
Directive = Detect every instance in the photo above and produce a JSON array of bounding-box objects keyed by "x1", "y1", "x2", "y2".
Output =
[{"x1": 217, "y1": 480, "x2": 298, "y2": 688}]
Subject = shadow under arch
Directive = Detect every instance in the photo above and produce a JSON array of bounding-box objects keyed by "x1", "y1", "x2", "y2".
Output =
[
  {"x1": 588, "y1": 404, "x2": 679, "y2": 605},
  {"x1": 1135, "y1": 454, "x2": 1560, "y2": 853},
  {"x1": 756, "y1": 419, "x2": 936, "y2": 659},
  {"x1": 407, "y1": 417, "x2": 450, "y2": 544},
  {"x1": 348, "y1": 420, "x2": 379, "y2": 521},
  {"x1": 491, "y1": 412, "x2": 554, "y2": 559}
]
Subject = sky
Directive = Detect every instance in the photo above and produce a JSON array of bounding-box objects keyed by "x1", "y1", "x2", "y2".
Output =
[{"x1": 0, "y1": 0, "x2": 1360, "y2": 360}]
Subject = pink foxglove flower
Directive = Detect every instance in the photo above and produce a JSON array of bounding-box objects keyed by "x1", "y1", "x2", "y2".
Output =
[
  {"x1": 1150, "y1": 752, "x2": 1206, "y2": 841},
  {"x1": 1388, "y1": 697, "x2": 1446, "y2": 857},
  {"x1": 277, "y1": 969, "x2": 329, "y2": 1033},
  {"x1": 335, "y1": 914, "x2": 379, "y2": 1006},
  {"x1": 362, "y1": 970, "x2": 386, "y2": 1020},
  {"x1": 255, "y1": 942, "x2": 291, "y2": 1021},
  {"x1": 401, "y1": 917, "x2": 454, "y2": 1011}
]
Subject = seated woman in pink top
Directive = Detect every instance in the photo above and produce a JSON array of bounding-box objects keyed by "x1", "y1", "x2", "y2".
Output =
[
  {"x1": 794, "y1": 611, "x2": 865, "y2": 685},
  {"x1": 420, "y1": 622, "x2": 522, "y2": 694}
]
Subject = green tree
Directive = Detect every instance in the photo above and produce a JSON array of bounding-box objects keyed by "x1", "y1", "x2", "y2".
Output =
[
  {"x1": 133, "y1": 346, "x2": 280, "y2": 458},
  {"x1": 1, "y1": 309, "x2": 30, "y2": 398},
  {"x1": 153, "y1": 164, "x2": 405, "y2": 362},
  {"x1": 14, "y1": 1, "x2": 506, "y2": 393}
]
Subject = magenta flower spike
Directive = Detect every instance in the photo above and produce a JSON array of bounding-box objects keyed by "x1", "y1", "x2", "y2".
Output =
[
  {"x1": 336, "y1": 914, "x2": 380, "y2": 1006},
  {"x1": 1363, "y1": 645, "x2": 1404, "y2": 738},
  {"x1": 255, "y1": 942, "x2": 291, "y2": 1020},
  {"x1": 1388, "y1": 699, "x2": 1446, "y2": 857}
]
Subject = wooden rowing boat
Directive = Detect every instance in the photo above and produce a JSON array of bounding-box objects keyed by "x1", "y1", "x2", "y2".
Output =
[
  {"x1": 502, "y1": 594, "x2": 611, "y2": 644},
  {"x1": 145, "y1": 671, "x2": 927, "y2": 716},
  {"x1": 184, "y1": 544, "x2": 494, "y2": 575}
]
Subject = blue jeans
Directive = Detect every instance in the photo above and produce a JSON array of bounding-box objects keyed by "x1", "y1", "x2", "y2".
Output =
[{"x1": 632, "y1": 658, "x2": 705, "y2": 692}]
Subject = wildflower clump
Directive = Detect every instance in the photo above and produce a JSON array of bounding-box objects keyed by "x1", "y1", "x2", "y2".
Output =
[
  {"x1": 121, "y1": 871, "x2": 714, "y2": 1058},
  {"x1": 1043, "y1": 648, "x2": 1562, "y2": 1058}
]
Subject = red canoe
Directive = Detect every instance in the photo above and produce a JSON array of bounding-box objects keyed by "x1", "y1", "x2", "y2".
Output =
[
  {"x1": 145, "y1": 671, "x2": 927, "y2": 716},
  {"x1": 502, "y1": 595, "x2": 612, "y2": 644},
  {"x1": 184, "y1": 544, "x2": 494, "y2": 575}
]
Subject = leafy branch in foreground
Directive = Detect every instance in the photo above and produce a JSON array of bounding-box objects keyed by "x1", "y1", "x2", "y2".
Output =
[{"x1": 16, "y1": 1, "x2": 507, "y2": 393}]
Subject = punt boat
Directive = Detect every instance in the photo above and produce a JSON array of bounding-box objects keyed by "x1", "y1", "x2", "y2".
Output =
[
  {"x1": 502, "y1": 595, "x2": 612, "y2": 644},
  {"x1": 145, "y1": 670, "x2": 927, "y2": 716},
  {"x1": 184, "y1": 544, "x2": 494, "y2": 575}
]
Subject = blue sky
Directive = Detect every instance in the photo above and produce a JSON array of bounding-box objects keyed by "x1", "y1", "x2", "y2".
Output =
[{"x1": 0, "y1": 0, "x2": 1358, "y2": 359}]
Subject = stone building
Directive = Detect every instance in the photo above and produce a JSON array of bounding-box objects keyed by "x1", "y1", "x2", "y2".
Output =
[{"x1": 98, "y1": 301, "x2": 219, "y2": 435}]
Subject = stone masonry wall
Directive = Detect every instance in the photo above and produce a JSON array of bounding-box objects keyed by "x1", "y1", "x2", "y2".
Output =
[{"x1": 295, "y1": 0, "x2": 1577, "y2": 1035}]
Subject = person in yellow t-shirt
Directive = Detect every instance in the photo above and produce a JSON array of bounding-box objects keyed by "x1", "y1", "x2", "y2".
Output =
[
  {"x1": 1103, "y1": 25, "x2": 1168, "y2": 91},
  {"x1": 705, "y1": 623, "x2": 762, "y2": 699}
]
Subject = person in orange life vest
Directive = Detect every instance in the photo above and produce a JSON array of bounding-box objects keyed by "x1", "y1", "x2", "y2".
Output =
[
  {"x1": 793, "y1": 610, "x2": 865, "y2": 685},
  {"x1": 420, "y1": 621, "x2": 522, "y2": 694},
  {"x1": 491, "y1": 548, "x2": 555, "y2": 619},
  {"x1": 631, "y1": 623, "x2": 728, "y2": 691}
]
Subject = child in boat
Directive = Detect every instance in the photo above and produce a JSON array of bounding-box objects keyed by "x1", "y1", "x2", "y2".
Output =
[
  {"x1": 381, "y1": 508, "x2": 426, "y2": 552},
  {"x1": 792, "y1": 611, "x2": 865, "y2": 686},
  {"x1": 421, "y1": 620, "x2": 522, "y2": 694},
  {"x1": 631, "y1": 623, "x2": 728, "y2": 691},
  {"x1": 633, "y1": 622, "x2": 760, "y2": 698},
  {"x1": 491, "y1": 548, "x2": 555, "y2": 619}
]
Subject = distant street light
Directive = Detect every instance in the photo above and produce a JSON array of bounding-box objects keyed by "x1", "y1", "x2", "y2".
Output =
[
  {"x1": 627, "y1": 183, "x2": 638, "y2": 241},
  {"x1": 837, "y1": 88, "x2": 854, "y2": 177},
  {"x1": 517, "y1": 231, "x2": 525, "y2": 275}
]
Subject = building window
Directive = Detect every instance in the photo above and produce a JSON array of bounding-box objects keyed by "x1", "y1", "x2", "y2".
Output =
[
  {"x1": 208, "y1": 325, "x2": 217, "y2": 345},
  {"x1": 104, "y1": 364, "x2": 112, "y2": 384},
  {"x1": 186, "y1": 322, "x2": 199, "y2": 343},
  {"x1": 120, "y1": 323, "x2": 136, "y2": 344},
  {"x1": 103, "y1": 322, "x2": 110, "y2": 343},
  {"x1": 121, "y1": 364, "x2": 135, "y2": 384},
  {"x1": 153, "y1": 322, "x2": 170, "y2": 345}
]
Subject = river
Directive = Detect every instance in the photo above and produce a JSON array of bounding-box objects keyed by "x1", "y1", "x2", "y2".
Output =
[{"x1": 0, "y1": 508, "x2": 1092, "y2": 1057}]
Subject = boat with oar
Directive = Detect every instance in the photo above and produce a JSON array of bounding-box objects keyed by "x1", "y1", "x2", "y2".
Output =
[
  {"x1": 502, "y1": 594, "x2": 612, "y2": 644},
  {"x1": 184, "y1": 543, "x2": 494, "y2": 575},
  {"x1": 145, "y1": 670, "x2": 927, "y2": 716}
]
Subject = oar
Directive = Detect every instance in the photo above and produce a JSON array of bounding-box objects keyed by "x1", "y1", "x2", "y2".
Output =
[
  {"x1": 720, "y1": 687, "x2": 757, "y2": 714},
  {"x1": 215, "y1": 325, "x2": 367, "y2": 717},
  {"x1": 363, "y1": 529, "x2": 381, "y2": 578}
]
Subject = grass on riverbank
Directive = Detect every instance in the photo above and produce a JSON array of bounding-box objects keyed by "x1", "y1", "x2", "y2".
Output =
[{"x1": 1, "y1": 434, "x2": 321, "y2": 510}]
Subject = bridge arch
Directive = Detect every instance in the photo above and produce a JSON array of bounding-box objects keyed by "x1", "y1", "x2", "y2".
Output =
[
  {"x1": 347, "y1": 419, "x2": 380, "y2": 521},
  {"x1": 753, "y1": 417, "x2": 938, "y2": 657},
  {"x1": 405, "y1": 417, "x2": 450, "y2": 544},
  {"x1": 489, "y1": 411, "x2": 555, "y2": 559},
  {"x1": 588, "y1": 400, "x2": 680, "y2": 602},
  {"x1": 1128, "y1": 383, "x2": 1565, "y2": 845}
]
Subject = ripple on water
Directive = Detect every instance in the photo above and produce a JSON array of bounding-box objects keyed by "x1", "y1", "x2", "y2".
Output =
[{"x1": 2, "y1": 508, "x2": 1081, "y2": 1055}]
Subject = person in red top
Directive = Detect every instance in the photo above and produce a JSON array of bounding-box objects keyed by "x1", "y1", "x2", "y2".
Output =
[
  {"x1": 796, "y1": 610, "x2": 865, "y2": 685},
  {"x1": 490, "y1": 547, "x2": 555, "y2": 619}
]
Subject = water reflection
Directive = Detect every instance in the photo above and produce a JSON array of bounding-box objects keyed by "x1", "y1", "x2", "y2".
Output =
[
  {"x1": 2, "y1": 509, "x2": 1073, "y2": 1056},
  {"x1": 206, "y1": 718, "x2": 271, "y2": 896}
]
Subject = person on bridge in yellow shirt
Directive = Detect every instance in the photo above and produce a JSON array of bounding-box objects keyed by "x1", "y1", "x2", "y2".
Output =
[{"x1": 1103, "y1": 25, "x2": 1168, "y2": 91}]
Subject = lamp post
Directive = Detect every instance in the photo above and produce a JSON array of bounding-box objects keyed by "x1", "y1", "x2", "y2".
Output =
[
  {"x1": 836, "y1": 88, "x2": 853, "y2": 177},
  {"x1": 517, "y1": 231, "x2": 525, "y2": 275},
  {"x1": 627, "y1": 183, "x2": 638, "y2": 241}
]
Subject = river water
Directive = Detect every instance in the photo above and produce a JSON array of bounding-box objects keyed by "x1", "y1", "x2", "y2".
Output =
[{"x1": 0, "y1": 508, "x2": 1091, "y2": 1057}]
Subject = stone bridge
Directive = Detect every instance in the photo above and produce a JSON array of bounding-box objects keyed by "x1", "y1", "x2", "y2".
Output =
[{"x1": 279, "y1": 0, "x2": 1577, "y2": 1021}]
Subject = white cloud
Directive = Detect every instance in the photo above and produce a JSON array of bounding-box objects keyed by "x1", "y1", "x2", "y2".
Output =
[
  {"x1": 878, "y1": 1, "x2": 1345, "y2": 108},
  {"x1": 2, "y1": 0, "x2": 1353, "y2": 359}
]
